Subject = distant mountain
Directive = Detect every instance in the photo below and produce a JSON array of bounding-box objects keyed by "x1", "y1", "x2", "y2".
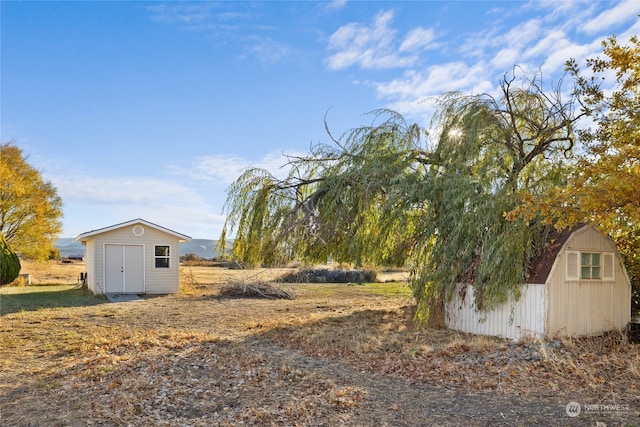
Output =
[
  {"x1": 55, "y1": 238, "x2": 231, "y2": 259},
  {"x1": 56, "y1": 238, "x2": 85, "y2": 258},
  {"x1": 180, "y1": 239, "x2": 230, "y2": 259}
]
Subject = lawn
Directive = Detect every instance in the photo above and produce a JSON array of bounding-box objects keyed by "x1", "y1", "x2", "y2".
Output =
[
  {"x1": 0, "y1": 262, "x2": 638, "y2": 426},
  {"x1": 0, "y1": 284, "x2": 105, "y2": 315}
]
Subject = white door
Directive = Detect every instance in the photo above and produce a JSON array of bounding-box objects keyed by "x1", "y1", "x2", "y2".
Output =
[{"x1": 104, "y1": 244, "x2": 144, "y2": 293}]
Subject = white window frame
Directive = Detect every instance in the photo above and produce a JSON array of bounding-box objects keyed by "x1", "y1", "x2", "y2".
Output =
[
  {"x1": 566, "y1": 251, "x2": 614, "y2": 281},
  {"x1": 154, "y1": 245, "x2": 170, "y2": 268}
]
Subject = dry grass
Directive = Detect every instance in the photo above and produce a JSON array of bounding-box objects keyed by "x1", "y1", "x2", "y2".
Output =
[
  {"x1": 0, "y1": 263, "x2": 638, "y2": 426},
  {"x1": 181, "y1": 264, "x2": 299, "y2": 285},
  {"x1": 16, "y1": 259, "x2": 86, "y2": 285}
]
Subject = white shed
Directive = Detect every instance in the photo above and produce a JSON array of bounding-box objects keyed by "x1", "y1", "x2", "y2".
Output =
[
  {"x1": 446, "y1": 225, "x2": 632, "y2": 340},
  {"x1": 75, "y1": 218, "x2": 191, "y2": 295}
]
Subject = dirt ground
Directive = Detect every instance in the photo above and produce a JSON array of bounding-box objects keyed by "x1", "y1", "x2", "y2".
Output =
[{"x1": 0, "y1": 262, "x2": 639, "y2": 426}]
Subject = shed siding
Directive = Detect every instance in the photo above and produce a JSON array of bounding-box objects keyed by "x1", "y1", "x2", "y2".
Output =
[
  {"x1": 85, "y1": 239, "x2": 96, "y2": 293},
  {"x1": 564, "y1": 226, "x2": 614, "y2": 252},
  {"x1": 546, "y1": 227, "x2": 631, "y2": 336},
  {"x1": 445, "y1": 283, "x2": 546, "y2": 340},
  {"x1": 445, "y1": 226, "x2": 631, "y2": 339},
  {"x1": 88, "y1": 224, "x2": 180, "y2": 294}
]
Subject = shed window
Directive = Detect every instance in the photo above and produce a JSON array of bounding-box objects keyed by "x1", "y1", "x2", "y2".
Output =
[
  {"x1": 566, "y1": 251, "x2": 614, "y2": 281},
  {"x1": 581, "y1": 253, "x2": 600, "y2": 279},
  {"x1": 155, "y1": 245, "x2": 170, "y2": 268}
]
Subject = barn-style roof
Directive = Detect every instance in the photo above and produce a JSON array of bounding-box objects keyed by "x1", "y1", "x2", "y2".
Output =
[
  {"x1": 458, "y1": 224, "x2": 589, "y2": 285},
  {"x1": 524, "y1": 225, "x2": 578, "y2": 284},
  {"x1": 75, "y1": 218, "x2": 191, "y2": 242}
]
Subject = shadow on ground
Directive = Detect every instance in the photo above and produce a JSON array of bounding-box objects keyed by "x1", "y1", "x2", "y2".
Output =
[{"x1": 0, "y1": 286, "x2": 106, "y2": 315}]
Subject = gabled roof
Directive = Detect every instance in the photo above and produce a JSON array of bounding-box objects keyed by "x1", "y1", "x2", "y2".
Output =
[{"x1": 75, "y1": 218, "x2": 192, "y2": 242}]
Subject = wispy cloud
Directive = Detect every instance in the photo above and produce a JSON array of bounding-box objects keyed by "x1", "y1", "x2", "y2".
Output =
[
  {"x1": 242, "y1": 36, "x2": 290, "y2": 65},
  {"x1": 399, "y1": 27, "x2": 438, "y2": 52},
  {"x1": 524, "y1": 29, "x2": 569, "y2": 59},
  {"x1": 45, "y1": 172, "x2": 224, "y2": 237},
  {"x1": 172, "y1": 151, "x2": 304, "y2": 184},
  {"x1": 620, "y1": 16, "x2": 640, "y2": 40},
  {"x1": 375, "y1": 62, "x2": 482, "y2": 99},
  {"x1": 326, "y1": 10, "x2": 436, "y2": 70},
  {"x1": 581, "y1": 0, "x2": 640, "y2": 34},
  {"x1": 374, "y1": 63, "x2": 495, "y2": 123},
  {"x1": 325, "y1": 0, "x2": 347, "y2": 12},
  {"x1": 462, "y1": 17, "x2": 558, "y2": 72},
  {"x1": 146, "y1": 2, "x2": 291, "y2": 66},
  {"x1": 147, "y1": 3, "x2": 219, "y2": 26},
  {"x1": 52, "y1": 175, "x2": 205, "y2": 205},
  {"x1": 351, "y1": 1, "x2": 638, "y2": 124}
]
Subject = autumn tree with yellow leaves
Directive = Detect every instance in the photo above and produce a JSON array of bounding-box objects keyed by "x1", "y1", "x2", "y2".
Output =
[{"x1": 0, "y1": 142, "x2": 63, "y2": 260}]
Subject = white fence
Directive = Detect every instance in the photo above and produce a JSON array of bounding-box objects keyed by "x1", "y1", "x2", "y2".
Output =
[{"x1": 445, "y1": 283, "x2": 546, "y2": 340}]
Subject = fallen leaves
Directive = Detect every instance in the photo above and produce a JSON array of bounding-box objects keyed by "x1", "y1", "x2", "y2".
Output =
[{"x1": 266, "y1": 307, "x2": 640, "y2": 403}]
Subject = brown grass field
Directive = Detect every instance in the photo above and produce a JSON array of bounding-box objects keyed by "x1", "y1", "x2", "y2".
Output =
[{"x1": 1, "y1": 261, "x2": 639, "y2": 426}]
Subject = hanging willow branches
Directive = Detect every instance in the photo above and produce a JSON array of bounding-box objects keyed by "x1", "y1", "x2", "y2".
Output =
[
  {"x1": 220, "y1": 109, "x2": 429, "y2": 267},
  {"x1": 219, "y1": 69, "x2": 584, "y2": 315}
]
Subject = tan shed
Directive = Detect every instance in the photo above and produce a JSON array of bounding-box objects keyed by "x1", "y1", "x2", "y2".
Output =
[
  {"x1": 75, "y1": 218, "x2": 191, "y2": 295},
  {"x1": 446, "y1": 225, "x2": 632, "y2": 339}
]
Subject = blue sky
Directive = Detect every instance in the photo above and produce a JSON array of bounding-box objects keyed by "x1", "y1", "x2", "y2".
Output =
[{"x1": 2, "y1": 1, "x2": 639, "y2": 239}]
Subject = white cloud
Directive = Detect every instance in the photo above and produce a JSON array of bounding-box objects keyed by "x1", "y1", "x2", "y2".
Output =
[
  {"x1": 147, "y1": 3, "x2": 291, "y2": 65},
  {"x1": 326, "y1": 10, "x2": 419, "y2": 70},
  {"x1": 146, "y1": 3, "x2": 218, "y2": 25},
  {"x1": 620, "y1": 17, "x2": 640, "y2": 40},
  {"x1": 540, "y1": 38, "x2": 602, "y2": 76},
  {"x1": 63, "y1": 202, "x2": 225, "y2": 239},
  {"x1": 373, "y1": 62, "x2": 496, "y2": 124},
  {"x1": 581, "y1": 0, "x2": 640, "y2": 34},
  {"x1": 45, "y1": 172, "x2": 225, "y2": 238},
  {"x1": 399, "y1": 27, "x2": 437, "y2": 52},
  {"x1": 491, "y1": 48, "x2": 521, "y2": 71},
  {"x1": 376, "y1": 62, "x2": 490, "y2": 100},
  {"x1": 50, "y1": 151, "x2": 311, "y2": 237},
  {"x1": 173, "y1": 151, "x2": 305, "y2": 184},
  {"x1": 529, "y1": 0, "x2": 594, "y2": 24},
  {"x1": 365, "y1": 0, "x2": 639, "y2": 126},
  {"x1": 523, "y1": 29, "x2": 570, "y2": 59},
  {"x1": 325, "y1": 0, "x2": 347, "y2": 11},
  {"x1": 503, "y1": 18, "x2": 543, "y2": 50},
  {"x1": 245, "y1": 37, "x2": 291, "y2": 65},
  {"x1": 459, "y1": 17, "x2": 544, "y2": 60},
  {"x1": 51, "y1": 175, "x2": 204, "y2": 205},
  {"x1": 459, "y1": 1, "x2": 611, "y2": 70}
]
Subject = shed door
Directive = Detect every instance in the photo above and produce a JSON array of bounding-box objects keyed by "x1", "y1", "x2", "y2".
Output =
[{"x1": 105, "y1": 244, "x2": 144, "y2": 293}]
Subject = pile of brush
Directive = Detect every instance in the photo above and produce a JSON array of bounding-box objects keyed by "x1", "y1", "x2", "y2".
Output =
[
  {"x1": 219, "y1": 282, "x2": 293, "y2": 300},
  {"x1": 278, "y1": 268, "x2": 377, "y2": 284}
]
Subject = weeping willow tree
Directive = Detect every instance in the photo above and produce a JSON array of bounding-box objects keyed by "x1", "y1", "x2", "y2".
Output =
[
  {"x1": 220, "y1": 109, "x2": 427, "y2": 268},
  {"x1": 219, "y1": 70, "x2": 584, "y2": 320}
]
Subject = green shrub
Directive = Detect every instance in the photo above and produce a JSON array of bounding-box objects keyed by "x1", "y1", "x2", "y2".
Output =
[{"x1": 1, "y1": 233, "x2": 21, "y2": 285}]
